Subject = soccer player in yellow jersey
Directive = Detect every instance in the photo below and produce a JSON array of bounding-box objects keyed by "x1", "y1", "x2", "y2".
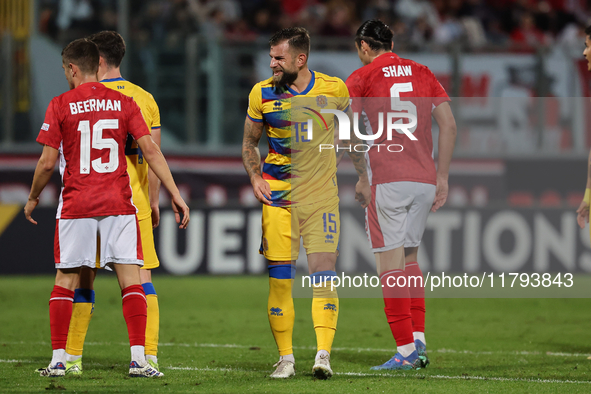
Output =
[
  {"x1": 242, "y1": 27, "x2": 370, "y2": 379},
  {"x1": 64, "y1": 31, "x2": 163, "y2": 374},
  {"x1": 577, "y1": 26, "x2": 591, "y2": 232}
]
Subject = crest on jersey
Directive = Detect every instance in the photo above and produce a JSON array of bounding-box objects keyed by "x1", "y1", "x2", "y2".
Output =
[{"x1": 316, "y1": 95, "x2": 328, "y2": 108}]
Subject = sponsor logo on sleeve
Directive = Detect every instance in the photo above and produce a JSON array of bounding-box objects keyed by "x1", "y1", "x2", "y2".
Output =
[{"x1": 41, "y1": 123, "x2": 50, "y2": 131}]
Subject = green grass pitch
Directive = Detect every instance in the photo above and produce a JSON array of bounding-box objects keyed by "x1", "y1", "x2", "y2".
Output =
[{"x1": 0, "y1": 275, "x2": 590, "y2": 393}]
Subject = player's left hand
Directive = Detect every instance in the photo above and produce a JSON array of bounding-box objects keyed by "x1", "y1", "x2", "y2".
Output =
[
  {"x1": 432, "y1": 177, "x2": 448, "y2": 212},
  {"x1": 355, "y1": 177, "x2": 371, "y2": 209},
  {"x1": 24, "y1": 197, "x2": 39, "y2": 225},
  {"x1": 576, "y1": 199, "x2": 589, "y2": 229},
  {"x1": 151, "y1": 205, "x2": 160, "y2": 228}
]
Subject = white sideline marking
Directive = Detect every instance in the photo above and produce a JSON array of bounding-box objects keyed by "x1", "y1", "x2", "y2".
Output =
[
  {"x1": 4, "y1": 341, "x2": 591, "y2": 358},
  {"x1": 167, "y1": 366, "x2": 591, "y2": 384},
  {"x1": 1, "y1": 359, "x2": 588, "y2": 384}
]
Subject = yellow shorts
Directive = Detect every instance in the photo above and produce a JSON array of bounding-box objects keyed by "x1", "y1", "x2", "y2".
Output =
[
  {"x1": 138, "y1": 216, "x2": 159, "y2": 270},
  {"x1": 261, "y1": 196, "x2": 339, "y2": 261},
  {"x1": 95, "y1": 216, "x2": 159, "y2": 269}
]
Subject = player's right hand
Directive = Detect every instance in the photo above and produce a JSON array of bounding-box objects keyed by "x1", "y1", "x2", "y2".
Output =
[
  {"x1": 251, "y1": 175, "x2": 272, "y2": 205},
  {"x1": 24, "y1": 197, "x2": 39, "y2": 225},
  {"x1": 171, "y1": 194, "x2": 190, "y2": 229},
  {"x1": 151, "y1": 205, "x2": 160, "y2": 228},
  {"x1": 355, "y1": 177, "x2": 371, "y2": 209},
  {"x1": 576, "y1": 200, "x2": 589, "y2": 229}
]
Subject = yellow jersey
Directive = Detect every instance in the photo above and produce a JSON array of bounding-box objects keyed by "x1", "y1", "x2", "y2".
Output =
[
  {"x1": 247, "y1": 70, "x2": 349, "y2": 206},
  {"x1": 101, "y1": 77, "x2": 161, "y2": 220}
]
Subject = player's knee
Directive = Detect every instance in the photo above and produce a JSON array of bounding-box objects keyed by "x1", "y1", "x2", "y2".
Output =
[{"x1": 310, "y1": 270, "x2": 338, "y2": 297}]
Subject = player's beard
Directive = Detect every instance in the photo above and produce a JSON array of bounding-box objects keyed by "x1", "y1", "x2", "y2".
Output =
[{"x1": 273, "y1": 68, "x2": 298, "y2": 88}]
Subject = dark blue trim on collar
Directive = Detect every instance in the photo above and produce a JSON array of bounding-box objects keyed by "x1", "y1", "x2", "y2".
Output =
[
  {"x1": 286, "y1": 70, "x2": 315, "y2": 96},
  {"x1": 101, "y1": 77, "x2": 126, "y2": 82}
]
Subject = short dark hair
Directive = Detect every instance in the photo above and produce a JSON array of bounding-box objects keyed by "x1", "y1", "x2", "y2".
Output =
[
  {"x1": 586, "y1": 25, "x2": 591, "y2": 37},
  {"x1": 61, "y1": 38, "x2": 99, "y2": 75},
  {"x1": 87, "y1": 30, "x2": 126, "y2": 68},
  {"x1": 269, "y1": 27, "x2": 310, "y2": 57},
  {"x1": 355, "y1": 20, "x2": 393, "y2": 52}
]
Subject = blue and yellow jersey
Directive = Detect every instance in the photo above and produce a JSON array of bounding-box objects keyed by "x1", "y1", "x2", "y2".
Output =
[
  {"x1": 101, "y1": 77, "x2": 161, "y2": 221},
  {"x1": 247, "y1": 70, "x2": 349, "y2": 206}
]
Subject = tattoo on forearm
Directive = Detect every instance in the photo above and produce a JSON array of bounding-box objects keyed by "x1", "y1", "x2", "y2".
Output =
[
  {"x1": 346, "y1": 141, "x2": 367, "y2": 176},
  {"x1": 242, "y1": 119, "x2": 263, "y2": 179},
  {"x1": 344, "y1": 110, "x2": 367, "y2": 177}
]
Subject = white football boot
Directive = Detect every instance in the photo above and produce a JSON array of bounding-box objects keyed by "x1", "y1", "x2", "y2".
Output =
[
  {"x1": 129, "y1": 361, "x2": 164, "y2": 377},
  {"x1": 37, "y1": 362, "x2": 66, "y2": 377},
  {"x1": 312, "y1": 353, "x2": 333, "y2": 380},
  {"x1": 269, "y1": 359, "x2": 295, "y2": 378}
]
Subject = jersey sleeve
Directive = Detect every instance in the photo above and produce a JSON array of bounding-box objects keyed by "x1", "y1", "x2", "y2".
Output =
[
  {"x1": 336, "y1": 78, "x2": 350, "y2": 111},
  {"x1": 428, "y1": 69, "x2": 451, "y2": 109},
  {"x1": 246, "y1": 84, "x2": 263, "y2": 123},
  {"x1": 126, "y1": 97, "x2": 151, "y2": 141},
  {"x1": 149, "y1": 95, "x2": 161, "y2": 129},
  {"x1": 36, "y1": 98, "x2": 63, "y2": 149}
]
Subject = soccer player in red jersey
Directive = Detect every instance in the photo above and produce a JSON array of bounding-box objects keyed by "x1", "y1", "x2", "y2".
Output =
[
  {"x1": 577, "y1": 26, "x2": 591, "y2": 231},
  {"x1": 24, "y1": 38, "x2": 189, "y2": 378},
  {"x1": 346, "y1": 20, "x2": 457, "y2": 370}
]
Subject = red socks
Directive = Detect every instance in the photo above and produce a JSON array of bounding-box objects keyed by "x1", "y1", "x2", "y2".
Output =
[
  {"x1": 49, "y1": 286, "x2": 74, "y2": 350},
  {"x1": 49, "y1": 284, "x2": 147, "y2": 350},
  {"x1": 405, "y1": 262, "x2": 425, "y2": 333},
  {"x1": 121, "y1": 285, "x2": 147, "y2": 347},
  {"x1": 380, "y1": 270, "x2": 413, "y2": 347}
]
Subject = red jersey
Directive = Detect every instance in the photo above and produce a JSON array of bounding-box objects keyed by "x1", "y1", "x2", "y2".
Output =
[
  {"x1": 346, "y1": 53, "x2": 450, "y2": 186},
  {"x1": 36, "y1": 82, "x2": 150, "y2": 219}
]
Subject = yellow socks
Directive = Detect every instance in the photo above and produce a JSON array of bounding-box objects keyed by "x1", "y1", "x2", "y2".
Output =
[
  {"x1": 65, "y1": 284, "x2": 160, "y2": 360},
  {"x1": 268, "y1": 265, "x2": 296, "y2": 356},
  {"x1": 311, "y1": 271, "x2": 339, "y2": 353},
  {"x1": 142, "y1": 283, "x2": 159, "y2": 358},
  {"x1": 268, "y1": 267, "x2": 339, "y2": 356},
  {"x1": 65, "y1": 289, "x2": 94, "y2": 356}
]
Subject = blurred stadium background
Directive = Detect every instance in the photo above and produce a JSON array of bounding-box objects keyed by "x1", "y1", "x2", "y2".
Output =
[{"x1": 2, "y1": 0, "x2": 591, "y2": 277}]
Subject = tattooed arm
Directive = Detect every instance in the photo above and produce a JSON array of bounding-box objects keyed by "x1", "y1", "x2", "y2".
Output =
[
  {"x1": 242, "y1": 116, "x2": 272, "y2": 205},
  {"x1": 334, "y1": 119, "x2": 347, "y2": 166},
  {"x1": 343, "y1": 107, "x2": 371, "y2": 208}
]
